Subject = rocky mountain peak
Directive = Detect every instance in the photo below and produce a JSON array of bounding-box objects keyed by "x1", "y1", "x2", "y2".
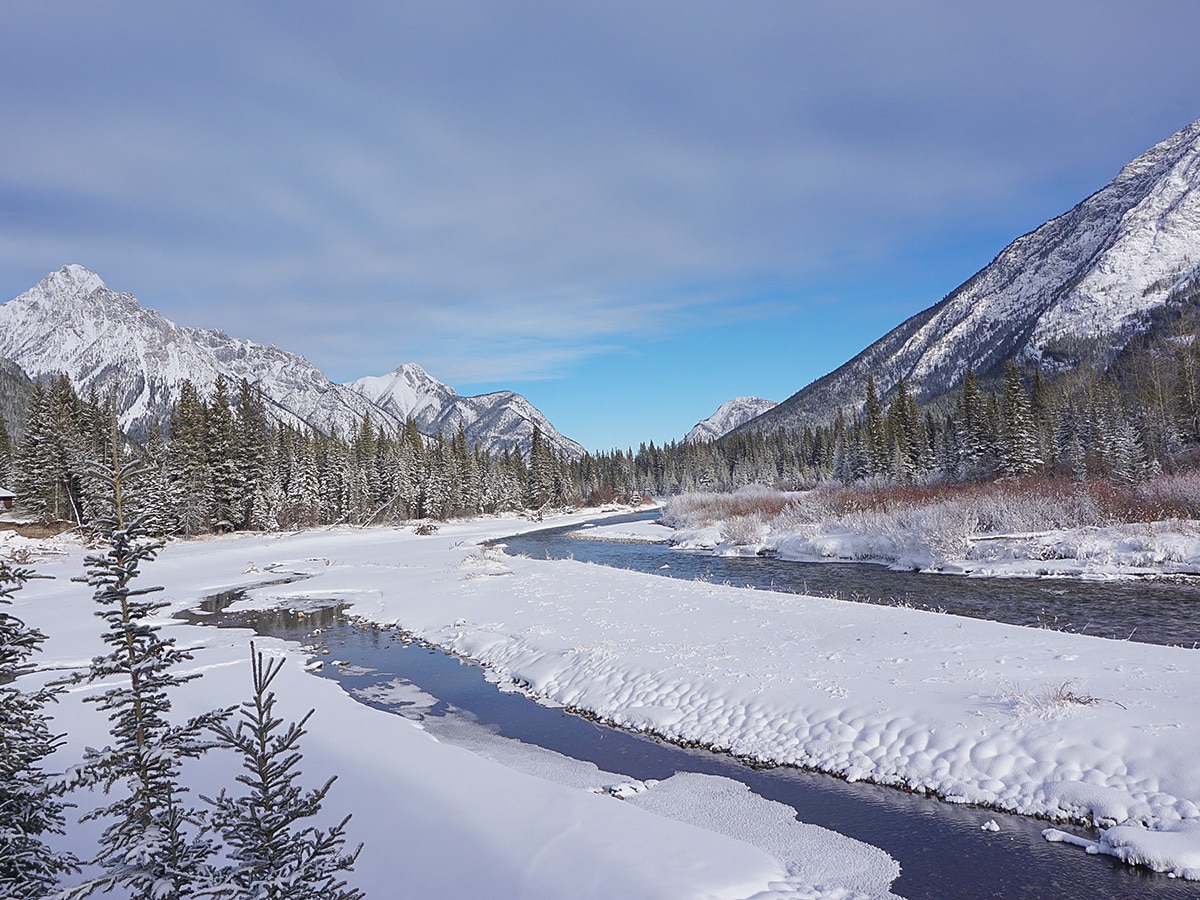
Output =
[
  {"x1": 740, "y1": 116, "x2": 1200, "y2": 435},
  {"x1": 686, "y1": 397, "x2": 777, "y2": 443},
  {"x1": 0, "y1": 268, "x2": 583, "y2": 458},
  {"x1": 39, "y1": 264, "x2": 108, "y2": 300}
]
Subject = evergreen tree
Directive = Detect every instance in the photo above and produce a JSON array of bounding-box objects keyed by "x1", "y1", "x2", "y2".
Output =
[
  {"x1": 999, "y1": 362, "x2": 1042, "y2": 477},
  {"x1": 954, "y1": 367, "x2": 989, "y2": 478},
  {"x1": 169, "y1": 380, "x2": 212, "y2": 536},
  {"x1": 14, "y1": 378, "x2": 92, "y2": 522},
  {"x1": 527, "y1": 426, "x2": 554, "y2": 509},
  {"x1": 863, "y1": 377, "x2": 886, "y2": 477},
  {"x1": 0, "y1": 562, "x2": 77, "y2": 897},
  {"x1": 207, "y1": 377, "x2": 241, "y2": 534},
  {"x1": 204, "y1": 645, "x2": 363, "y2": 900},
  {"x1": 65, "y1": 450, "x2": 231, "y2": 900},
  {"x1": 0, "y1": 414, "x2": 12, "y2": 489},
  {"x1": 234, "y1": 380, "x2": 270, "y2": 531}
]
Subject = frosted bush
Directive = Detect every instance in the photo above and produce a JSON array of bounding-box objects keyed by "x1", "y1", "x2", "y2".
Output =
[
  {"x1": 661, "y1": 485, "x2": 796, "y2": 529},
  {"x1": 667, "y1": 467, "x2": 1200, "y2": 567},
  {"x1": 720, "y1": 513, "x2": 767, "y2": 547},
  {"x1": 901, "y1": 503, "x2": 979, "y2": 558},
  {"x1": 1136, "y1": 469, "x2": 1200, "y2": 519}
]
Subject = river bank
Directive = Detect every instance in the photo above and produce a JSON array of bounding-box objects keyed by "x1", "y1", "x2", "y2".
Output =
[
  {"x1": 10, "y1": 507, "x2": 1200, "y2": 889},
  {"x1": 10, "y1": 511, "x2": 900, "y2": 900}
]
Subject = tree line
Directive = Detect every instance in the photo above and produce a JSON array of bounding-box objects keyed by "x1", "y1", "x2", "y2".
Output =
[
  {"x1": 4, "y1": 322, "x2": 1200, "y2": 533},
  {"x1": 0, "y1": 375, "x2": 580, "y2": 534}
]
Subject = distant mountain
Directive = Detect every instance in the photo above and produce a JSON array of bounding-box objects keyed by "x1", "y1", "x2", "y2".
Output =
[
  {"x1": 685, "y1": 397, "x2": 777, "y2": 443},
  {"x1": 743, "y1": 117, "x2": 1200, "y2": 434},
  {"x1": 0, "y1": 265, "x2": 396, "y2": 440},
  {"x1": 0, "y1": 266, "x2": 582, "y2": 457},
  {"x1": 345, "y1": 364, "x2": 585, "y2": 459}
]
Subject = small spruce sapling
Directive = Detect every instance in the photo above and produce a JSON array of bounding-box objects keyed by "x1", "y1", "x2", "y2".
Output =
[
  {"x1": 0, "y1": 561, "x2": 78, "y2": 897},
  {"x1": 204, "y1": 643, "x2": 363, "y2": 900},
  {"x1": 64, "y1": 453, "x2": 232, "y2": 900}
]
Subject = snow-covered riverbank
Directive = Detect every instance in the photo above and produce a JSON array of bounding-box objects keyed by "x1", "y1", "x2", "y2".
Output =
[
  {"x1": 659, "y1": 488, "x2": 1200, "y2": 580},
  {"x1": 11, "y1": 506, "x2": 1200, "y2": 887},
  {"x1": 9, "y1": 514, "x2": 900, "y2": 900}
]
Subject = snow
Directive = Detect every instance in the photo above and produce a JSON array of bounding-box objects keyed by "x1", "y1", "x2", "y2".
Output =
[
  {"x1": 753, "y1": 117, "x2": 1200, "y2": 433},
  {"x1": 683, "y1": 516, "x2": 1200, "y2": 581},
  {"x1": 686, "y1": 397, "x2": 778, "y2": 443},
  {"x1": 13, "y1": 507, "x2": 1200, "y2": 887},
  {"x1": 9, "y1": 515, "x2": 901, "y2": 900},
  {"x1": 0, "y1": 268, "x2": 584, "y2": 455},
  {"x1": 567, "y1": 520, "x2": 674, "y2": 543}
]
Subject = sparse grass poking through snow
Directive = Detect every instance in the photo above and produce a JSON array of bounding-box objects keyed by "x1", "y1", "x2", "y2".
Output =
[
  {"x1": 999, "y1": 680, "x2": 1114, "y2": 720},
  {"x1": 660, "y1": 485, "x2": 799, "y2": 528}
]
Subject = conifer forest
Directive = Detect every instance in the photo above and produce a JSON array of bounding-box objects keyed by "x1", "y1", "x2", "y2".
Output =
[{"x1": 5, "y1": 317, "x2": 1200, "y2": 535}]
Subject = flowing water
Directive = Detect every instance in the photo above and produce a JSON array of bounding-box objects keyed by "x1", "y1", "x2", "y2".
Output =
[
  {"x1": 181, "y1": 509, "x2": 1200, "y2": 899},
  {"x1": 500, "y1": 511, "x2": 1200, "y2": 648}
]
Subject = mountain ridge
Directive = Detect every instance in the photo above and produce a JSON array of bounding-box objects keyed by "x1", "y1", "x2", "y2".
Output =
[
  {"x1": 344, "y1": 363, "x2": 585, "y2": 458},
  {"x1": 685, "y1": 397, "x2": 777, "y2": 443},
  {"x1": 740, "y1": 116, "x2": 1200, "y2": 434},
  {"x1": 0, "y1": 266, "x2": 581, "y2": 457}
]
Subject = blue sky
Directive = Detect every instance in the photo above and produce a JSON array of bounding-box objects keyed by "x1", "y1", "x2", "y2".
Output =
[{"x1": 3, "y1": 2, "x2": 1200, "y2": 452}]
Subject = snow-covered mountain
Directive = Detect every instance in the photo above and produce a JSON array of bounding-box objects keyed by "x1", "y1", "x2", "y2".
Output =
[
  {"x1": 0, "y1": 266, "x2": 582, "y2": 457},
  {"x1": 685, "y1": 397, "x2": 777, "y2": 443},
  {"x1": 345, "y1": 364, "x2": 585, "y2": 459},
  {"x1": 744, "y1": 116, "x2": 1200, "y2": 433},
  {"x1": 0, "y1": 265, "x2": 397, "y2": 440}
]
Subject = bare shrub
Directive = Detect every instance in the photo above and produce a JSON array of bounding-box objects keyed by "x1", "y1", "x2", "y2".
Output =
[
  {"x1": 1134, "y1": 468, "x2": 1200, "y2": 519},
  {"x1": 667, "y1": 465, "x2": 1200, "y2": 563},
  {"x1": 662, "y1": 485, "x2": 796, "y2": 529}
]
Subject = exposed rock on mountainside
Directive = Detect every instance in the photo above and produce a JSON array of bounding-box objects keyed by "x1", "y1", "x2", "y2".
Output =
[
  {"x1": 0, "y1": 266, "x2": 581, "y2": 457},
  {"x1": 744, "y1": 117, "x2": 1200, "y2": 434},
  {"x1": 0, "y1": 265, "x2": 393, "y2": 440}
]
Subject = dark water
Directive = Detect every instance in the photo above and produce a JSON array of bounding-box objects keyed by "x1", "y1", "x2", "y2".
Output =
[
  {"x1": 185, "y1": 583, "x2": 1198, "y2": 900},
  {"x1": 499, "y1": 511, "x2": 1200, "y2": 648}
]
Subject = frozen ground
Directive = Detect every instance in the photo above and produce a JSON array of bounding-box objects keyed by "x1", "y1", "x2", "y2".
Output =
[
  {"x1": 7, "y1": 515, "x2": 900, "y2": 900},
  {"x1": 10, "y1": 506, "x2": 1200, "y2": 886}
]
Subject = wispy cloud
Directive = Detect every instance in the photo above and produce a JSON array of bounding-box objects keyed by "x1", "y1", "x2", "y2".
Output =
[{"x1": 2, "y1": 1, "x2": 1199, "y2": 393}]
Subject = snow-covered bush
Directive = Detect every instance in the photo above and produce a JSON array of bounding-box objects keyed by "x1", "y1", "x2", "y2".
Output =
[
  {"x1": 1135, "y1": 468, "x2": 1200, "y2": 519},
  {"x1": 720, "y1": 513, "x2": 767, "y2": 547},
  {"x1": 666, "y1": 469, "x2": 1200, "y2": 569},
  {"x1": 661, "y1": 485, "x2": 796, "y2": 529}
]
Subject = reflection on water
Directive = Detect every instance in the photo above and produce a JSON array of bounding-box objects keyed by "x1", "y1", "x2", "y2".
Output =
[
  {"x1": 499, "y1": 511, "x2": 1200, "y2": 648},
  {"x1": 177, "y1": 586, "x2": 345, "y2": 635}
]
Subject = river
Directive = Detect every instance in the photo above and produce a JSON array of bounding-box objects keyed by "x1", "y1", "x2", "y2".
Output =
[
  {"x1": 500, "y1": 510, "x2": 1200, "y2": 648},
  {"x1": 183, "y1": 512, "x2": 1200, "y2": 899}
]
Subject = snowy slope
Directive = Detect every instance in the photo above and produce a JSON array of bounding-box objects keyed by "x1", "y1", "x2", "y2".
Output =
[
  {"x1": 0, "y1": 266, "x2": 398, "y2": 439},
  {"x1": 685, "y1": 397, "x2": 777, "y2": 443},
  {"x1": 0, "y1": 267, "x2": 583, "y2": 457},
  {"x1": 345, "y1": 364, "x2": 586, "y2": 459},
  {"x1": 748, "y1": 116, "x2": 1200, "y2": 433}
]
